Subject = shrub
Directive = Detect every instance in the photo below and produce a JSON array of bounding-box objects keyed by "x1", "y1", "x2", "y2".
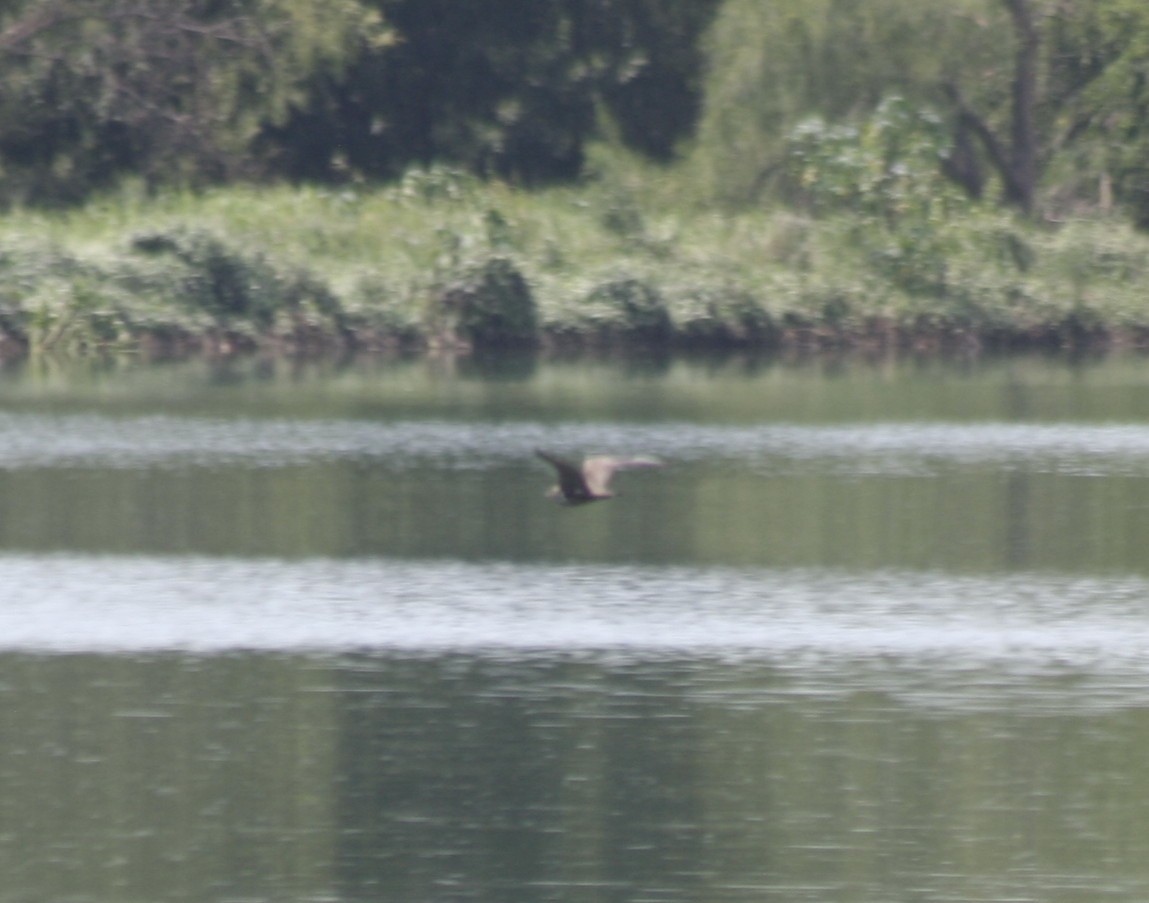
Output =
[
  {"x1": 426, "y1": 256, "x2": 539, "y2": 349},
  {"x1": 670, "y1": 284, "x2": 776, "y2": 347},
  {"x1": 130, "y1": 228, "x2": 348, "y2": 343},
  {"x1": 578, "y1": 278, "x2": 672, "y2": 344}
]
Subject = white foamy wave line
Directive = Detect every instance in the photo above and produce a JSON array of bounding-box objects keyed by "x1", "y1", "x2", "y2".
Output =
[
  {"x1": 0, "y1": 413, "x2": 1148, "y2": 473},
  {"x1": 1, "y1": 554, "x2": 1148, "y2": 672}
]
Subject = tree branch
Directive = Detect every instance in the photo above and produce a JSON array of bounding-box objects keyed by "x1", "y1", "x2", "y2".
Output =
[{"x1": 943, "y1": 82, "x2": 1013, "y2": 183}]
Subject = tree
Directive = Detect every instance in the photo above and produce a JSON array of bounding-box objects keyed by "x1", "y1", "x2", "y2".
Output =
[
  {"x1": 943, "y1": 0, "x2": 1149, "y2": 217},
  {"x1": 0, "y1": 0, "x2": 383, "y2": 203},
  {"x1": 264, "y1": 0, "x2": 722, "y2": 185},
  {"x1": 696, "y1": 0, "x2": 1149, "y2": 220},
  {"x1": 693, "y1": 0, "x2": 993, "y2": 205}
]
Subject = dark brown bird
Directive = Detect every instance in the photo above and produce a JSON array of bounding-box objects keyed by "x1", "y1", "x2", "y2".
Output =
[{"x1": 536, "y1": 449, "x2": 663, "y2": 505}]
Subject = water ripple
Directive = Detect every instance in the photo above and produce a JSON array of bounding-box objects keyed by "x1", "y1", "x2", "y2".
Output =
[
  {"x1": 2, "y1": 553, "x2": 1148, "y2": 673},
  {"x1": 1, "y1": 413, "x2": 1149, "y2": 474}
]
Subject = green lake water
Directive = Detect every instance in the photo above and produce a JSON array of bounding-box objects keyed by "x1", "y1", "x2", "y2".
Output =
[{"x1": 3, "y1": 351, "x2": 1149, "y2": 902}]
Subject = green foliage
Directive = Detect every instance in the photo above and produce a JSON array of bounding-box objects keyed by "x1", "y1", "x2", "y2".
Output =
[
  {"x1": 0, "y1": 0, "x2": 385, "y2": 203},
  {"x1": 426, "y1": 257, "x2": 538, "y2": 350},
  {"x1": 694, "y1": 0, "x2": 993, "y2": 204},
  {"x1": 1072, "y1": 2, "x2": 1149, "y2": 226},
  {"x1": 671, "y1": 285, "x2": 776, "y2": 348},
  {"x1": 946, "y1": 0, "x2": 1149, "y2": 216},
  {"x1": 1, "y1": 0, "x2": 1148, "y2": 233},
  {"x1": 261, "y1": 0, "x2": 722, "y2": 184},
  {"x1": 0, "y1": 0, "x2": 722, "y2": 199},
  {"x1": 0, "y1": 180, "x2": 1145, "y2": 355},
  {"x1": 777, "y1": 98, "x2": 975, "y2": 305},
  {"x1": 2, "y1": 0, "x2": 1149, "y2": 359},
  {"x1": 0, "y1": 238, "x2": 176, "y2": 351},
  {"x1": 694, "y1": 0, "x2": 1149, "y2": 222},
  {"x1": 783, "y1": 97, "x2": 965, "y2": 225},
  {"x1": 577, "y1": 278, "x2": 673, "y2": 345},
  {"x1": 130, "y1": 229, "x2": 346, "y2": 339}
]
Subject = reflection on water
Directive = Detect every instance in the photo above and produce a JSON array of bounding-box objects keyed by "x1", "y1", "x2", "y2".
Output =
[
  {"x1": 2, "y1": 355, "x2": 1149, "y2": 901},
  {"x1": 4, "y1": 645, "x2": 1149, "y2": 903}
]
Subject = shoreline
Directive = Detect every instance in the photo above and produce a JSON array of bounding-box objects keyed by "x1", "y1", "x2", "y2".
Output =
[
  {"x1": 10, "y1": 316, "x2": 1147, "y2": 362},
  {"x1": 2, "y1": 183, "x2": 1148, "y2": 361}
]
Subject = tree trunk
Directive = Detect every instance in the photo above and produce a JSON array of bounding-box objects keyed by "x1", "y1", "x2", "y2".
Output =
[
  {"x1": 941, "y1": 114, "x2": 985, "y2": 200},
  {"x1": 1002, "y1": 0, "x2": 1039, "y2": 214},
  {"x1": 942, "y1": 0, "x2": 1041, "y2": 215}
]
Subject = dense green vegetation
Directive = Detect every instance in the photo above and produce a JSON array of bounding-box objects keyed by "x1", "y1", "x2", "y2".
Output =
[
  {"x1": 3, "y1": 161, "x2": 1148, "y2": 355},
  {"x1": 0, "y1": 0, "x2": 719, "y2": 202},
  {"x1": 0, "y1": 0, "x2": 1147, "y2": 355}
]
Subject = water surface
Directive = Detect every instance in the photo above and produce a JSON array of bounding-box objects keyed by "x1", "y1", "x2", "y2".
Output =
[{"x1": 2, "y1": 353, "x2": 1149, "y2": 902}]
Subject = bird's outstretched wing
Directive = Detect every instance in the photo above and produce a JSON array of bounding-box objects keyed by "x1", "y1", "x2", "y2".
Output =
[
  {"x1": 581, "y1": 455, "x2": 663, "y2": 496},
  {"x1": 535, "y1": 449, "x2": 591, "y2": 500}
]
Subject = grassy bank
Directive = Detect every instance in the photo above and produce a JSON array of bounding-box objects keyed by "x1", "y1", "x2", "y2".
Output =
[{"x1": 2, "y1": 165, "x2": 1149, "y2": 356}]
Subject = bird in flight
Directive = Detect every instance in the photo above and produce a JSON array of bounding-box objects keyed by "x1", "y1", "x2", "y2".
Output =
[{"x1": 535, "y1": 449, "x2": 663, "y2": 505}]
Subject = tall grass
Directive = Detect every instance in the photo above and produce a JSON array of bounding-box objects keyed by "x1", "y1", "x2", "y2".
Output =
[{"x1": 0, "y1": 161, "x2": 1147, "y2": 354}]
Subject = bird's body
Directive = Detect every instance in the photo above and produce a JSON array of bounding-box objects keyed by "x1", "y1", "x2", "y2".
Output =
[{"x1": 536, "y1": 449, "x2": 663, "y2": 505}]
